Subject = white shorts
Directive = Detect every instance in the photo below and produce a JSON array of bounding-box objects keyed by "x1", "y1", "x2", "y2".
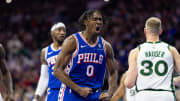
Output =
[
  {"x1": 0, "y1": 93, "x2": 3, "y2": 101},
  {"x1": 135, "y1": 91, "x2": 175, "y2": 101}
]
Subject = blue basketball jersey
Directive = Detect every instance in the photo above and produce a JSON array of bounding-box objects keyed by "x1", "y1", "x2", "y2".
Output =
[
  {"x1": 65, "y1": 32, "x2": 106, "y2": 89},
  {"x1": 46, "y1": 44, "x2": 61, "y2": 88}
]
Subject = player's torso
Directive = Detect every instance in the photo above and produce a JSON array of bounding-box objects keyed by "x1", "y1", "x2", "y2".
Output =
[
  {"x1": 46, "y1": 44, "x2": 61, "y2": 88},
  {"x1": 136, "y1": 41, "x2": 174, "y2": 91},
  {"x1": 66, "y1": 32, "x2": 106, "y2": 89}
]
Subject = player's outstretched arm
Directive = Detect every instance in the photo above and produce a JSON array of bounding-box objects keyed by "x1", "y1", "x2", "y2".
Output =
[
  {"x1": 33, "y1": 48, "x2": 49, "y2": 101},
  {"x1": 170, "y1": 46, "x2": 180, "y2": 85},
  {"x1": 0, "y1": 44, "x2": 14, "y2": 101},
  {"x1": 54, "y1": 35, "x2": 92, "y2": 98},
  {"x1": 170, "y1": 46, "x2": 180, "y2": 74},
  {"x1": 104, "y1": 40, "x2": 118, "y2": 98},
  {"x1": 111, "y1": 73, "x2": 126, "y2": 101},
  {"x1": 124, "y1": 48, "x2": 138, "y2": 88}
]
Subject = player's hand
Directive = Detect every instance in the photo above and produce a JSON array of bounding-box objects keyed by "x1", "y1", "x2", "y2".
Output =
[
  {"x1": 99, "y1": 92, "x2": 110, "y2": 101},
  {"x1": 32, "y1": 95, "x2": 40, "y2": 101},
  {"x1": 78, "y1": 87, "x2": 92, "y2": 98}
]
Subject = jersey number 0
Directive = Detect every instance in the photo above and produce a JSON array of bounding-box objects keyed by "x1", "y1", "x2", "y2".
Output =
[{"x1": 86, "y1": 65, "x2": 94, "y2": 77}]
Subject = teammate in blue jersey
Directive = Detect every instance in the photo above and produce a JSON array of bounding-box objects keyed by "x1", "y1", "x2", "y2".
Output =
[
  {"x1": 33, "y1": 22, "x2": 66, "y2": 101},
  {"x1": 0, "y1": 44, "x2": 14, "y2": 101},
  {"x1": 54, "y1": 10, "x2": 118, "y2": 101}
]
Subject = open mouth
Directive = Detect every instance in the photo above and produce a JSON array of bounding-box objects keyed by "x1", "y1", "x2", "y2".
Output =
[
  {"x1": 96, "y1": 26, "x2": 101, "y2": 33},
  {"x1": 96, "y1": 27, "x2": 100, "y2": 31}
]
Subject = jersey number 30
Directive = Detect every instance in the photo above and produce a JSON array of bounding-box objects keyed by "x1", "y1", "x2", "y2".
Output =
[{"x1": 140, "y1": 60, "x2": 168, "y2": 76}]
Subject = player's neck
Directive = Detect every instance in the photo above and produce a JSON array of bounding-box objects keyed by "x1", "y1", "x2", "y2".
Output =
[
  {"x1": 82, "y1": 31, "x2": 98, "y2": 45},
  {"x1": 146, "y1": 36, "x2": 160, "y2": 43},
  {"x1": 53, "y1": 42, "x2": 62, "y2": 50}
]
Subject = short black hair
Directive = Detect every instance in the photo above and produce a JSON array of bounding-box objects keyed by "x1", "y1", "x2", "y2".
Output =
[{"x1": 78, "y1": 9, "x2": 105, "y2": 30}]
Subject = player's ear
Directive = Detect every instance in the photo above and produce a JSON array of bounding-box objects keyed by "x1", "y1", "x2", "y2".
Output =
[
  {"x1": 84, "y1": 19, "x2": 88, "y2": 26},
  {"x1": 50, "y1": 31, "x2": 54, "y2": 36},
  {"x1": 159, "y1": 29, "x2": 163, "y2": 35},
  {"x1": 144, "y1": 28, "x2": 146, "y2": 35}
]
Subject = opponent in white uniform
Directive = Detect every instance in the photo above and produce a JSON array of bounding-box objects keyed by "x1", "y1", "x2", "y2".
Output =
[
  {"x1": 173, "y1": 76, "x2": 180, "y2": 101},
  {"x1": 125, "y1": 17, "x2": 180, "y2": 101},
  {"x1": 111, "y1": 72, "x2": 136, "y2": 101}
]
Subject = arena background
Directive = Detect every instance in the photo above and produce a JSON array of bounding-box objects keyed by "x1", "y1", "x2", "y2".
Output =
[{"x1": 0, "y1": 0, "x2": 180, "y2": 101}]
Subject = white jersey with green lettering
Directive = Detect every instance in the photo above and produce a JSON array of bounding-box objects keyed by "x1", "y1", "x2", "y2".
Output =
[{"x1": 136, "y1": 41, "x2": 174, "y2": 92}]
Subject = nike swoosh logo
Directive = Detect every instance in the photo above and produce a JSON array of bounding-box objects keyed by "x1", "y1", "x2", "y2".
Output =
[
  {"x1": 48, "y1": 52, "x2": 53, "y2": 55},
  {"x1": 80, "y1": 45, "x2": 87, "y2": 48}
]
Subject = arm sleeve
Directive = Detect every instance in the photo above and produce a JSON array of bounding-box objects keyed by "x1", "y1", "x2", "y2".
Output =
[{"x1": 35, "y1": 64, "x2": 49, "y2": 96}]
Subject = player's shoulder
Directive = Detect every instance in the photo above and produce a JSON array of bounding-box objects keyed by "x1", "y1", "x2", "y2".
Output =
[
  {"x1": 64, "y1": 34, "x2": 76, "y2": 43},
  {"x1": 40, "y1": 46, "x2": 49, "y2": 57},
  {"x1": 169, "y1": 45, "x2": 176, "y2": 50},
  {"x1": 101, "y1": 39, "x2": 113, "y2": 55},
  {"x1": 0, "y1": 44, "x2": 5, "y2": 59},
  {"x1": 101, "y1": 38, "x2": 112, "y2": 49},
  {"x1": 60, "y1": 34, "x2": 77, "y2": 53},
  {"x1": 129, "y1": 47, "x2": 139, "y2": 58},
  {"x1": 130, "y1": 47, "x2": 138, "y2": 53},
  {"x1": 41, "y1": 46, "x2": 48, "y2": 52},
  {"x1": 137, "y1": 42, "x2": 147, "y2": 49},
  {"x1": 0, "y1": 44, "x2": 5, "y2": 52},
  {"x1": 0, "y1": 43, "x2": 3, "y2": 50},
  {"x1": 169, "y1": 45, "x2": 178, "y2": 55}
]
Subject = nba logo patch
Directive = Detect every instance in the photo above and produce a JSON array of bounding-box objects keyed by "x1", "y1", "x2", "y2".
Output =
[{"x1": 98, "y1": 44, "x2": 101, "y2": 48}]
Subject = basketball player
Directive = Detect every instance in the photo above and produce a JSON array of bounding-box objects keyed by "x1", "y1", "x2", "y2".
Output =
[
  {"x1": 0, "y1": 44, "x2": 14, "y2": 101},
  {"x1": 111, "y1": 72, "x2": 136, "y2": 101},
  {"x1": 125, "y1": 17, "x2": 180, "y2": 101},
  {"x1": 33, "y1": 22, "x2": 66, "y2": 101},
  {"x1": 173, "y1": 76, "x2": 180, "y2": 101},
  {"x1": 54, "y1": 10, "x2": 117, "y2": 101}
]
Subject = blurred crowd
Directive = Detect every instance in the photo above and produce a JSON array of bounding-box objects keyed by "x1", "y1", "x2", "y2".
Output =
[{"x1": 0, "y1": 0, "x2": 180, "y2": 100}]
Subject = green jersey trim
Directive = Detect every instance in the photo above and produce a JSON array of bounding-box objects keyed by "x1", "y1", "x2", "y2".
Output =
[
  {"x1": 138, "y1": 45, "x2": 141, "y2": 51},
  {"x1": 171, "y1": 74, "x2": 176, "y2": 101},
  {"x1": 145, "y1": 41, "x2": 162, "y2": 44},
  {"x1": 137, "y1": 88, "x2": 174, "y2": 92},
  {"x1": 168, "y1": 44, "x2": 170, "y2": 50}
]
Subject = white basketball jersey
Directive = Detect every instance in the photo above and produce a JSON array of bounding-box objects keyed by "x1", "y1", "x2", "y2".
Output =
[
  {"x1": 125, "y1": 86, "x2": 136, "y2": 101},
  {"x1": 136, "y1": 41, "x2": 174, "y2": 92}
]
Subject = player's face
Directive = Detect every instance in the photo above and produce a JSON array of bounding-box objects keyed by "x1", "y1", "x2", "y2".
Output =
[
  {"x1": 51, "y1": 27, "x2": 66, "y2": 43},
  {"x1": 86, "y1": 12, "x2": 103, "y2": 35}
]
